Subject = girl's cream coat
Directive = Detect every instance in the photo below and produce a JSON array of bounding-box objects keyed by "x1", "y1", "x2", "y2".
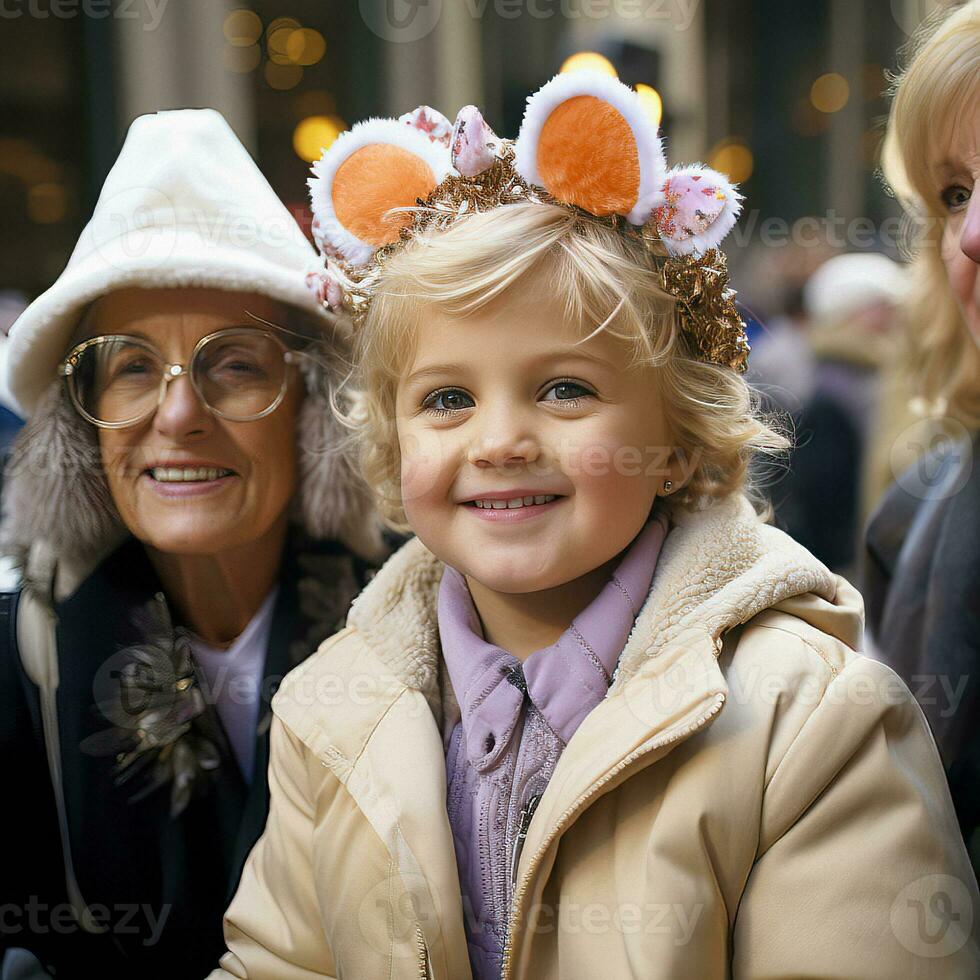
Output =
[{"x1": 211, "y1": 495, "x2": 979, "y2": 979}]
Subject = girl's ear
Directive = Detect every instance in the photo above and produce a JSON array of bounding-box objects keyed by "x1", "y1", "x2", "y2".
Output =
[
  {"x1": 308, "y1": 113, "x2": 453, "y2": 266},
  {"x1": 514, "y1": 70, "x2": 667, "y2": 226},
  {"x1": 651, "y1": 164, "x2": 744, "y2": 257}
]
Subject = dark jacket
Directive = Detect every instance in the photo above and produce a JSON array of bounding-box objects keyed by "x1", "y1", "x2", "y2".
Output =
[
  {"x1": 863, "y1": 428, "x2": 980, "y2": 869},
  {"x1": 0, "y1": 531, "x2": 379, "y2": 979}
]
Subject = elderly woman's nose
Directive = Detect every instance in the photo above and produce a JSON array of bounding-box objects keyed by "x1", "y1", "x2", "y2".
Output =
[
  {"x1": 153, "y1": 374, "x2": 211, "y2": 438},
  {"x1": 960, "y1": 188, "x2": 980, "y2": 264}
]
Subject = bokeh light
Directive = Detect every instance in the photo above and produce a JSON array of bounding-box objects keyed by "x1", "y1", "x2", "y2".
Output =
[
  {"x1": 810, "y1": 72, "x2": 850, "y2": 113},
  {"x1": 293, "y1": 115, "x2": 346, "y2": 162},
  {"x1": 286, "y1": 28, "x2": 326, "y2": 67},
  {"x1": 266, "y1": 16, "x2": 300, "y2": 36},
  {"x1": 560, "y1": 51, "x2": 617, "y2": 77},
  {"x1": 635, "y1": 84, "x2": 663, "y2": 128},
  {"x1": 222, "y1": 10, "x2": 262, "y2": 47},
  {"x1": 708, "y1": 139, "x2": 754, "y2": 183},
  {"x1": 267, "y1": 26, "x2": 295, "y2": 65},
  {"x1": 265, "y1": 61, "x2": 303, "y2": 90}
]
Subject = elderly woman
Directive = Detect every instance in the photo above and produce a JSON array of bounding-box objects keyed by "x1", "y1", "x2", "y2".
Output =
[
  {"x1": 0, "y1": 109, "x2": 384, "y2": 978},
  {"x1": 863, "y1": 0, "x2": 980, "y2": 871}
]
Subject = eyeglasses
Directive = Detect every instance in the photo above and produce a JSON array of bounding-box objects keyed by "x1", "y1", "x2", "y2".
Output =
[{"x1": 59, "y1": 327, "x2": 301, "y2": 429}]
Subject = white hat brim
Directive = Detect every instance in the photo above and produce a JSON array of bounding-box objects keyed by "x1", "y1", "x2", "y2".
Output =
[{"x1": 6, "y1": 225, "x2": 330, "y2": 417}]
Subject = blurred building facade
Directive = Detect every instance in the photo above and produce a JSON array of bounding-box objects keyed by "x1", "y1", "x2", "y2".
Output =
[{"x1": 0, "y1": 0, "x2": 951, "y2": 302}]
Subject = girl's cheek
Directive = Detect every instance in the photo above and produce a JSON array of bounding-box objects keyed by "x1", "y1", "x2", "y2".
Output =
[
  {"x1": 557, "y1": 427, "x2": 664, "y2": 490},
  {"x1": 399, "y1": 427, "x2": 453, "y2": 508}
]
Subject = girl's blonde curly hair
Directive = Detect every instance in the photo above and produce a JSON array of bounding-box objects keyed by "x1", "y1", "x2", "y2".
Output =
[{"x1": 338, "y1": 200, "x2": 788, "y2": 531}]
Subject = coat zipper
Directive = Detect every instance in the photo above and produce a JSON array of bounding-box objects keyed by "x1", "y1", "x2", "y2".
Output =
[
  {"x1": 510, "y1": 792, "x2": 543, "y2": 889},
  {"x1": 499, "y1": 691, "x2": 726, "y2": 979},
  {"x1": 415, "y1": 924, "x2": 432, "y2": 979}
]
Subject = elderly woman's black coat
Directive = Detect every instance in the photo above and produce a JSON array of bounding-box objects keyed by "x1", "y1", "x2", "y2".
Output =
[{"x1": 0, "y1": 530, "x2": 379, "y2": 979}]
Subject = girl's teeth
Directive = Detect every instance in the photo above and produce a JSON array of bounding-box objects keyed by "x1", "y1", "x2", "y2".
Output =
[
  {"x1": 474, "y1": 494, "x2": 557, "y2": 509},
  {"x1": 151, "y1": 467, "x2": 231, "y2": 483}
]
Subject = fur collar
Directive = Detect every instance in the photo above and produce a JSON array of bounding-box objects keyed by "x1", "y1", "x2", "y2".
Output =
[{"x1": 345, "y1": 493, "x2": 848, "y2": 701}]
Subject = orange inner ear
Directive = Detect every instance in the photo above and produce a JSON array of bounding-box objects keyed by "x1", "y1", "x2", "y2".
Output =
[
  {"x1": 536, "y1": 96, "x2": 640, "y2": 215},
  {"x1": 333, "y1": 143, "x2": 437, "y2": 246}
]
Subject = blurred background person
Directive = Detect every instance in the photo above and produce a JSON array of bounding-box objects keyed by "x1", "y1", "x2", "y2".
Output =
[
  {"x1": 862, "y1": 0, "x2": 980, "y2": 872},
  {"x1": 769, "y1": 251, "x2": 908, "y2": 577},
  {"x1": 0, "y1": 108, "x2": 383, "y2": 979},
  {"x1": 742, "y1": 240, "x2": 837, "y2": 418}
]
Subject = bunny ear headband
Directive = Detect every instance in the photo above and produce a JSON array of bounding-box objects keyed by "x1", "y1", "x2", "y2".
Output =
[{"x1": 307, "y1": 70, "x2": 750, "y2": 372}]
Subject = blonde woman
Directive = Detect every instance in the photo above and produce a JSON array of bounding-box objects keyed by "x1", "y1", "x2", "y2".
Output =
[
  {"x1": 863, "y1": 0, "x2": 980, "y2": 871},
  {"x1": 212, "y1": 79, "x2": 978, "y2": 978}
]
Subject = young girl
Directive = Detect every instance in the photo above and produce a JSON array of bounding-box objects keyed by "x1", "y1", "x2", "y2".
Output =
[{"x1": 211, "y1": 75, "x2": 978, "y2": 979}]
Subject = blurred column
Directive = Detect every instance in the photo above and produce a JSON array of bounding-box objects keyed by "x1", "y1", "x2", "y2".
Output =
[
  {"x1": 113, "y1": 0, "x2": 255, "y2": 150},
  {"x1": 382, "y1": 1, "x2": 483, "y2": 117},
  {"x1": 435, "y1": 0, "x2": 483, "y2": 113},
  {"x1": 561, "y1": 6, "x2": 708, "y2": 160},
  {"x1": 827, "y1": 0, "x2": 863, "y2": 221}
]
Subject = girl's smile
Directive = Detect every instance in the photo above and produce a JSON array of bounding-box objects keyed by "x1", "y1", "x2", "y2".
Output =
[{"x1": 460, "y1": 491, "x2": 566, "y2": 522}]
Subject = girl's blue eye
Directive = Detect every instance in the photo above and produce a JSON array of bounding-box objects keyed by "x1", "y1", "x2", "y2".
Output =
[
  {"x1": 422, "y1": 388, "x2": 474, "y2": 414},
  {"x1": 541, "y1": 381, "x2": 593, "y2": 402}
]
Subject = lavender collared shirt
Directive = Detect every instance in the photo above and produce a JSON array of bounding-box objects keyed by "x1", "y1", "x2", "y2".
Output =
[{"x1": 438, "y1": 515, "x2": 670, "y2": 979}]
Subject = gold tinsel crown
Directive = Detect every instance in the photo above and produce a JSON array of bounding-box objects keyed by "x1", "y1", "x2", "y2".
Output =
[{"x1": 307, "y1": 73, "x2": 750, "y2": 373}]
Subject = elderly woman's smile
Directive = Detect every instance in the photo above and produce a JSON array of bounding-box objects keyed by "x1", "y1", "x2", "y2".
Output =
[
  {"x1": 142, "y1": 460, "x2": 238, "y2": 493},
  {"x1": 145, "y1": 464, "x2": 236, "y2": 487},
  {"x1": 83, "y1": 286, "x2": 303, "y2": 558}
]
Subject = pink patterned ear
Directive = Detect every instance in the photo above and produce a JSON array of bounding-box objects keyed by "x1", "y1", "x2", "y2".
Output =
[
  {"x1": 451, "y1": 105, "x2": 502, "y2": 176},
  {"x1": 306, "y1": 269, "x2": 344, "y2": 312},
  {"x1": 652, "y1": 165, "x2": 743, "y2": 256},
  {"x1": 398, "y1": 105, "x2": 453, "y2": 146}
]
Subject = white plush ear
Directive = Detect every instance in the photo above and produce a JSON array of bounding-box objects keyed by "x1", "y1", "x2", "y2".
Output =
[
  {"x1": 514, "y1": 70, "x2": 667, "y2": 225},
  {"x1": 308, "y1": 117, "x2": 452, "y2": 267},
  {"x1": 652, "y1": 164, "x2": 743, "y2": 256}
]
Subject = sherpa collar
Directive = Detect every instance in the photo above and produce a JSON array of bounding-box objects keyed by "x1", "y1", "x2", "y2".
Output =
[{"x1": 344, "y1": 493, "x2": 849, "y2": 704}]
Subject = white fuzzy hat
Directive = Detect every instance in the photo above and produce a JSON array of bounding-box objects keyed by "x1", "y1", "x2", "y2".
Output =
[
  {"x1": 0, "y1": 109, "x2": 385, "y2": 567},
  {"x1": 5, "y1": 108, "x2": 329, "y2": 418},
  {"x1": 803, "y1": 252, "x2": 909, "y2": 324}
]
